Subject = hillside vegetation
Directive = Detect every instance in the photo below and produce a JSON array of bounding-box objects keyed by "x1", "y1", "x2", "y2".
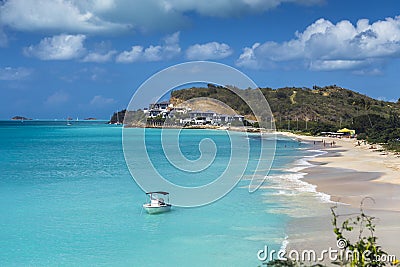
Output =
[{"x1": 171, "y1": 84, "x2": 400, "y2": 151}]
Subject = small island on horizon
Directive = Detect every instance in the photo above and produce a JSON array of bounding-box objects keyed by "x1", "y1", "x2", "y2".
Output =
[
  {"x1": 11, "y1": 116, "x2": 32, "y2": 121},
  {"x1": 9, "y1": 116, "x2": 99, "y2": 121}
]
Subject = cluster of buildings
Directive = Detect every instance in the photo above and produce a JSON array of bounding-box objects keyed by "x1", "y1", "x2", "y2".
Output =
[{"x1": 143, "y1": 101, "x2": 245, "y2": 126}]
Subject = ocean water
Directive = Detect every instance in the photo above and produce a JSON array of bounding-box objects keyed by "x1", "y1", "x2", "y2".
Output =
[{"x1": 0, "y1": 121, "x2": 328, "y2": 266}]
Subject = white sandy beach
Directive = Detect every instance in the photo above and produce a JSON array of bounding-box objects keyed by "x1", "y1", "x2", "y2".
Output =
[{"x1": 277, "y1": 131, "x2": 400, "y2": 260}]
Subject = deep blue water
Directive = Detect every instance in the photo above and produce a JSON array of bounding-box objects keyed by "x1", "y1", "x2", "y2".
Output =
[{"x1": 0, "y1": 121, "x2": 326, "y2": 266}]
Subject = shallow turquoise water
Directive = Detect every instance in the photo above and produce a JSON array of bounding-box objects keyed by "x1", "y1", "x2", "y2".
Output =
[{"x1": 0, "y1": 121, "x2": 322, "y2": 266}]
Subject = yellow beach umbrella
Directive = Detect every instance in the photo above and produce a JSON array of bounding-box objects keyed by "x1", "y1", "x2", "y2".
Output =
[{"x1": 337, "y1": 128, "x2": 356, "y2": 135}]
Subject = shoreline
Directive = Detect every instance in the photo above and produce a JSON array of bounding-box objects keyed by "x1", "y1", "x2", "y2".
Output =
[
  {"x1": 124, "y1": 124, "x2": 266, "y2": 133},
  {"x1": 277, "y1": 131, "x2": 400, "y2": 204},
  {"x1": 277, "y1": 131, "x2": 400, "y2": 259}
]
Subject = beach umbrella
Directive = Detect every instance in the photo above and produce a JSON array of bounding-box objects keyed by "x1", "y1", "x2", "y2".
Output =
[{"x1": 337, "y1": 128, "x2": 356, "y2": 135}]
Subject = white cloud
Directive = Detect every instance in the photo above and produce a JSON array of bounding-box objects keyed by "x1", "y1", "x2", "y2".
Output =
[
  {"x1": 309, "y1": 60, "x2": 368, "y2": 71},
  {"x1": 116, "y1": 46, "x2": 142, "y2": 63},
  {"x1": 82, "y1": 41, "x2": 116, "y2": 63},
  {"x1": 90, "y1": 95, "x2": 116, "y2": 106},
  {"x1": 24, "y1": 34, "x2": 86, "y2": 60},
  {"x1": 82, "y1": 50, "x2": 117, "y2": 63},
  {"x1": 0, "y1": 0, "x2": 128, "y2": 34},
  {"x1": 162, "y1": 0, "x2": 324, "y2": 18},
  {"x1": 116, "y1": 32, "x2": 181, "y2": 63},
  {"x1": 0, "y1": 0, "x2": 323, "y2": 34},
  {"x1": 44, "y1": 90, "x2": 69, "y2": 105},
  {"x1": 236, "y1": 43, "x2": 262, "y2": 69},
  {"x1": 186, "y1": 42, "x2": 233, "y2": 60},
  {"x1": 236, "y1": 16, "x2": 400, "y2": 72},
  {"x1": 0, "y1": 67, "x2": 32, "y2": 81}
]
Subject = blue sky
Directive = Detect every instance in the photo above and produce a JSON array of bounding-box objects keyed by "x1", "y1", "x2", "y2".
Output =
[{"x1": 0, "y1": 0, "x2": 399, "y2": 119}]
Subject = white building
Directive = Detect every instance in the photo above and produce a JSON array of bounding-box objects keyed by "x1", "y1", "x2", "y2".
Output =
[{"x1": 147, "y1": 101, "x2": 173, "y2": 118}]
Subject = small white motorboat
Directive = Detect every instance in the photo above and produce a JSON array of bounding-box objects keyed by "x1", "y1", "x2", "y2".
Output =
[{"x1": 143, "y1": 191, "x2": 172, "y2": 214}]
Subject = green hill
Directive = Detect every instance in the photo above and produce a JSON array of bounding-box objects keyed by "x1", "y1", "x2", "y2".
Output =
[
  {"x1": 171, "y1": 84, "x2": 400, "y2": 150},
  {"x1": 171, "y1": 84, "x2": 399, "y2": 124}
]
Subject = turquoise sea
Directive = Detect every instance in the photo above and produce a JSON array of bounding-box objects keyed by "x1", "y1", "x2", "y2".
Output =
[{"x1": 0, "y1": 121, "x2": 329, "y2": 266}]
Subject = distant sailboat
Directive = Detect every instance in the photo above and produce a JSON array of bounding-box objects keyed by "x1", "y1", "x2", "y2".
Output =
[
  {"x1": 108, "y1": 110, "x2": 123, "y2": 126},
  {"x1": 115, "y1": 110, "x2": 122, "y2": 125},
  {"x1": 67, "y1": 117, "x2": 72, "y2": 126}
]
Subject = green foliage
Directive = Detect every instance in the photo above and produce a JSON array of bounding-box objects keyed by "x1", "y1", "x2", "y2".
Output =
[
  {"x1": 146, "y1": 115, "x2": 165, "y2": 123},
  {"x1": 260, "y1": 200, "x2": 399, "y2": 267},
  {"x1": 276, "y1": 91, "x2": 288, "y2": 99},
  {"x1": 357, "y1": 133, "x2": 367, "y2": 140},
  {"x1": 307, "y1": 122, "x2": 337, "y2": 136},
  {"x1": 384, "y1": 139, "x2": 400, "y2": 152},
  {"x1": 171, "y1": 85, "x2": 400, "y2": 127},
  {"x1": 331, "y1": 199, "x2": 390, "y2": 267},
  {"x1": 351, "y1": 112, "x2": 400, "y2": 148},
  {"x1": 119, "y1": 110, "x2": 146, "y2": 125},
  {"x1": 109, "y1": 109, "x2": 126, "y2": 124},
  {"x1": 171, "y1": 85, "x2": 400, "y2": 151}
]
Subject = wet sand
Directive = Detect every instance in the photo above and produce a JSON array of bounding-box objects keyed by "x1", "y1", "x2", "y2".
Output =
[{"x1": 277, "y1": 132, "x2": 400, "y2": 262}]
